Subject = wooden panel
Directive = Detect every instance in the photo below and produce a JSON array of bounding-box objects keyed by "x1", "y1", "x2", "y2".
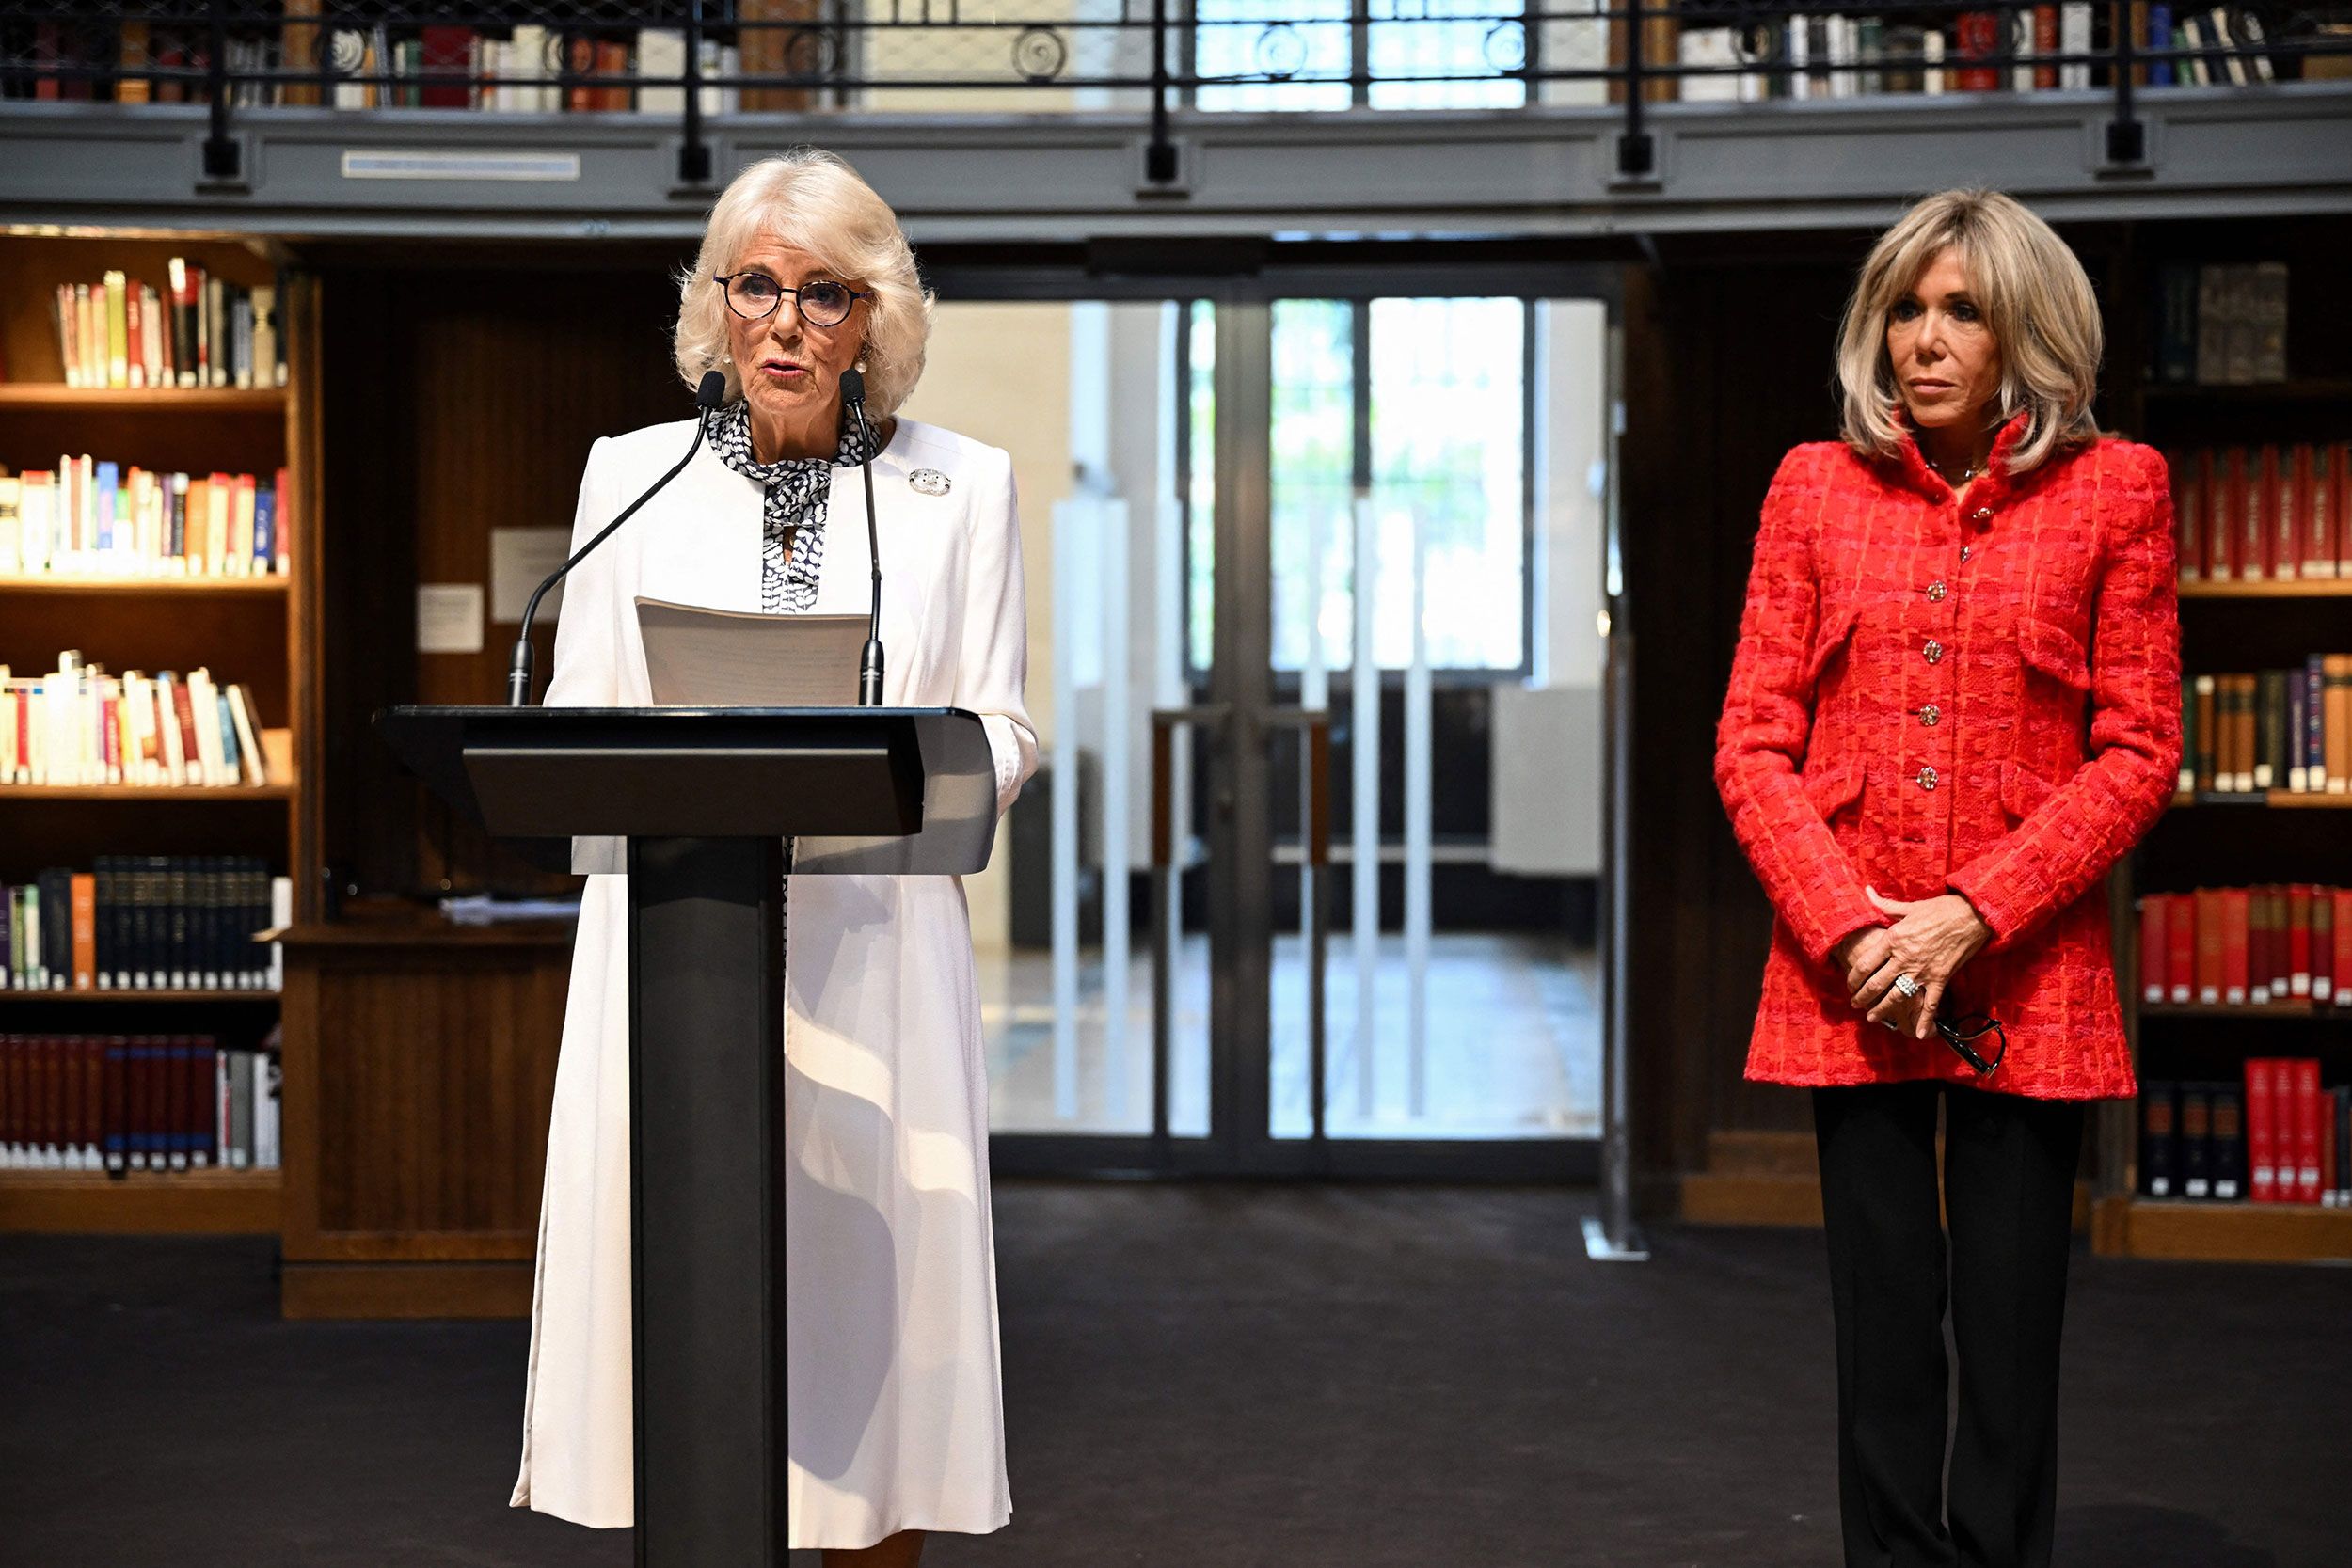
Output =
[
  {"x1": 317, "y1": 261, "x2": 682, "y2": 901},
  {"x1": 282, "y1": 1259, "x2": 533, "y2": 1320},
  {"x1": 2102, "y1": 1197, "x2": 2352, "y2": 1262},
  {"x1": 0, "y1": 1170, "x2": 280, "y2": 1234},
  {"x1": 278, "y1": 922, "x2": 571, "y2": 1285}
]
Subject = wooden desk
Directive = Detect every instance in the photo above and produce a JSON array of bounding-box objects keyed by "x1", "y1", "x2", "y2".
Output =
[{"x1": 278, "y1": 913, "x2": 573, "y2": 1319}]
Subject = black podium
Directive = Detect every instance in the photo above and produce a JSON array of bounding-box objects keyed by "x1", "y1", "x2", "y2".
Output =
[{"x1": 377, "y1": 705, "x2": 999, "y2": 1566}]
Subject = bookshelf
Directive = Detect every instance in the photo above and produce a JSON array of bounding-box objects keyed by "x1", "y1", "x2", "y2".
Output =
[
  {"x1": 0, "y1": 232, "x2": 321, "y2": 1237},
  {"x1": 2099, "y1": 225, "x2": 2352, "y2": 1264}
]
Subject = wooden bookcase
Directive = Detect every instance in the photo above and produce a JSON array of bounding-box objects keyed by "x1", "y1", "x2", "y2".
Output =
[
  {"x1": 2095, "y1": 226, "x2": 2352, "y2": 1262},
  {"x1": 0, "y1": 233, "x2": 323, "y2": 1235}
]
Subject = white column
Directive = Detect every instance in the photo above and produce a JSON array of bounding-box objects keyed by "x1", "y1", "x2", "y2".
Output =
[
  {"x1": 1099, "y1": 499, "x2": 1132, "y2": 1123},
  {"x1": 1050, "y1": 498, "x2": 1083, "y2": 1121},
  {"x1": 1405, "y1": 506, "x2": 1433, "y2": 1120},
  {"x1": 1351, "y1": 489, "x2": 1381, "y2": 1120}
]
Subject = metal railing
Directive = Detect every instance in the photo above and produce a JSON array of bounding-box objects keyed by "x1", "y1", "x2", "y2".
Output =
[{"x1": 2, "y1": 2, "x2": 2347, "y2": 186}]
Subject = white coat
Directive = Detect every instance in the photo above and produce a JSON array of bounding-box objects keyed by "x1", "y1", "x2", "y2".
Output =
[{"x1": 509, "y1": 413, "x2": 1036, "y2": 1549}]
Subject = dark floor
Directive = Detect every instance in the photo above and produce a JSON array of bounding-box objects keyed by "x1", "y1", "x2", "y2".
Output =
[{"x1": 2, "y1": 1185, "x2": 2346, "y2": 1567}]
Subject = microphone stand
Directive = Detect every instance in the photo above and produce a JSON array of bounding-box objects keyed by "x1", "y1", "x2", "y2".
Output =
[
  {"x1": 843, "y1": 380, "x2": 886, "y2": 708},
  {"x1": 506, "y1": 376, "x2": 725, "y2": 706}
]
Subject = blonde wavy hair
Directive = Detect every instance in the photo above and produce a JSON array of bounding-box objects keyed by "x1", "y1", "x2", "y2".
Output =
[
  {"x1": 674, "y1": 149, "x2": 932, "y2": 417},
  {"x1": 1836, "y1": 188, "x2": 2102, "y2": 475}
]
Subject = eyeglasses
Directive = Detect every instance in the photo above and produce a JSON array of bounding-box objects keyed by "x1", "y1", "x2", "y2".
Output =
[
  {"x1": 1936, "y1": 1012, "x2": 2008, "y2": 1076},
  {"x1": 714, "y1": 273, "x2": 870, "y2": 327}
]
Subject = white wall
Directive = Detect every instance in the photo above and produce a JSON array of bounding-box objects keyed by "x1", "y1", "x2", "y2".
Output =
[
  {"x1": 1491, "y1": 299, "x2": 1608, "y2": 879},
  {"x1": 900, "y1": 301, "x2": 1074, "y2": 951}
]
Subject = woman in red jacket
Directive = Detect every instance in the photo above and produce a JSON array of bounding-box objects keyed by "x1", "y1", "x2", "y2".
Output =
[{"x1": 1715, "y1": 188, "x2": 2180, "y2": 1568}]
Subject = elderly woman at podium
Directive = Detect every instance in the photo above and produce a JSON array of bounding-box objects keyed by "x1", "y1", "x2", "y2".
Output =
[{"x1": 510, "y1": 150, "x2": 1035, "y2": 1567}]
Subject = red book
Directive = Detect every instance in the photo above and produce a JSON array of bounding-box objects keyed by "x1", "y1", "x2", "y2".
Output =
[
  {"x1": 124, "y1": 1037, "x2": 149, "y2": 1169},
  {"x1": 100, "y1": 693, "x2": 119, "y2": 782},
  {"x1": 187, "y1": 1038, "x2": 214, "y2": 1168},
  {"x1": 2210, "y1": 449, "x2": 2241, "y2": 579},
  {"x1": 2174, "y1": 451, "x2": 2205, "y2": 580},
  {"x1": 564, "y1": 35, "x2": 597, "y2": 112},
  {"x1": 2293, "y1": 1057, "x2": 2323, "y2": 1203},
  {"x1": 1956, "y1": 12, "x2": 2002, "y2": 89},
  {"x1": 4, "y1": 1037, "x2": 23, "y2": 1160},
  {"x1": 2242, "y1": 448, "x2": 2274, "y2": 580},
  {"x1": 2248, "y1": 1057, "x2": 2278, "y2": 1201},
  {"x1": 2221, "y1": 888, "x2": 2250, "y2": 1004},
  {"x1": 162, "y1": 1036, "x2": 186, "y2": 1170},
  {"x1": 2033, "y1": 4, "x2": 2058, "y2": 87},
  {"x1": 58, "y1": 1034, "x2": 81, "y2": 1164},
  {"x1": 171, "y1": 679, "x2": 201, "y2": 780},
  {"x1": 2249, "y1": 886, "x2": 2274, "y2": 1004},
  {"x1": 2139, "y1": 895, "x2": 2167, "y2": 1004},
  {"x1": 2195, "y1": 888, "x2": 2225, "y2": 1004},
  {"x1": 2338, "y1": 890, "x2": 2352, "y2": 1007},
  {"x1": 2324, "y1": 441, "x2": 2343, "y2": 582},
  {"x1": 596, "y1": 40, "x2": 632, "y2": 111},
  {"x1": 2263, "y1": 445, "x2": 2297, "y2": 582},
  {"x1": 272, "y1": 467, "x2": 291, "y2": 570},
  {"x1": 2288, "y1": 884, "x2": 2314, "y2": 1000},
  {"x1": 123, "y1": 285, "x2": 143, "y2": 389},
  {"x1": 2168, "y1": 894, "x2": 2196, "y2": 1004},
  {"x1": 2333, "y1": 444, "x2": 2352, "y2": 577},
  {"x1": 419, "y1": 26, "x2": 475, "y2": 108},
  {"x1": 2317, "y1": 888, "x2": 2338, "y2": 1004},
  {"x1": 80, "y1": 1037, "x2": 103, "y2": 1165},
  {"x1": 2324, "y1": 1093, "x2": 2339, "y2": 1205},
  {"x1": 102, "y1": 1036, "x2": 126, "y2": 1174},
  {"x1": 41, "y1": 1035, "x2": 63, "y2": 1164}
]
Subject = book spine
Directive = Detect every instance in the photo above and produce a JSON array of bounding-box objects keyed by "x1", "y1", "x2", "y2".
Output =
[
  {"x1": 2222, "y1": 888, "x2": 2249, "y2": 1003},
  {"x1": 2315, "y1": 888, "x2": 2337, "y2": 1004},
  {"x1": 2209, "y1": 1081, "x2": 2244, "y2": 1201},
  {"x1": 2181, "y1": 1084, "x2": 2213, "y2": 1199},
  {"x1": 2247, "y1": 1057, "x2": 2275, "y2": 1202},
  {"x1": 102, "y1": 1036, "x2": 125, "y2": 1173},
  {"x1": 2141, "y1": 1082, "x2": 2176, "y2": 1197},
  {"x1": 2138, "y1": 895, "x2": 2166, "y2": 1004},
  {"x1": 2289, "y1": 884, "x2": 2312, "y2": 997},
  {"x1": 2295, "y1": 1057, "x2": 2322, "y2": 1203}
]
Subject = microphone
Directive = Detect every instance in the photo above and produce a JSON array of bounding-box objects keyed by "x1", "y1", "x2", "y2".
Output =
[
  {"x1": 839, "y1": 366, "x2": 886, "y2": 707},
  {"x1": 507, "y1": 370, "x2": 728, "y2": 705}
]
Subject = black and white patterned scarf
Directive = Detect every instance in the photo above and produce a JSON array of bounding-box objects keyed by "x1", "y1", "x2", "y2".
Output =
[{"x1": 704, "y1": 398, "x2": 875, "y2": 613}]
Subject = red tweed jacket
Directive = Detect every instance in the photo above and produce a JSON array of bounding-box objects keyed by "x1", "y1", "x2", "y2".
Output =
[{"x1": 1715, "y1": 413, "x2": 2181, "y2": 1100}]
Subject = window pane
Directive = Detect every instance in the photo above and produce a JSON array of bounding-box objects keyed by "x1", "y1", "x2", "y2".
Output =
[
  {"x1": 1194, "y1": 0, "x2": 1354, "y2": 111},
  {"x1": 1368, "y1": 296, "x2": 1526, "y2": 671},
  {"x1": 1186, "y1": 303, "x2": 1218, "y2": 673},
  {"x1": 1270, "y1": 299, "x2": 1356, "y2": 675},
  {"x1": 1368, "y1": 0, "x2": 1528, "y2": 109}
]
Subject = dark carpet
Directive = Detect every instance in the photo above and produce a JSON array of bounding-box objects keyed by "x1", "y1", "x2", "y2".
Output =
[{"x1": 2, "y1": 1184, "x2": 2346, "y2": 1567}]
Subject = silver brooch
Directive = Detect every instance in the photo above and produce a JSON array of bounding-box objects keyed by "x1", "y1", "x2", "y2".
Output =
[{"x1": 909, "y1": 467, "x2": 951, "y2": 497}]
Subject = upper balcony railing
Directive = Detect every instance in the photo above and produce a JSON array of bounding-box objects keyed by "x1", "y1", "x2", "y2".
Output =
[{"x1": 3, "y1": 1, "x2": 2348, "y2": 189}]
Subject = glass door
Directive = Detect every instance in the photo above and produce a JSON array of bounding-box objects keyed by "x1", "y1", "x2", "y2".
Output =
[{"x1": 913, "y1": 278, "x2": 1612, "y2": 1177}]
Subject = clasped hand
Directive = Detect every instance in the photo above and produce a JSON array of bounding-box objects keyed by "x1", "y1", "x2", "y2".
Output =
[{"x1": 1831, "y1": 887, "x2": 1994, "y2": 1041}]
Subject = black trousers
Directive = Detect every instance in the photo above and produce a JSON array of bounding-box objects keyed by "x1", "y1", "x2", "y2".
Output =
[{"x1": 1813, "y1": 1081, "x2": 2086, "y2": 1568}]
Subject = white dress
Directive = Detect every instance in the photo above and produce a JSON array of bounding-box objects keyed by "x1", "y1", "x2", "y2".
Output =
[{"x1": 509, "y1": 413, "x2": 1036, "y2": 1550}]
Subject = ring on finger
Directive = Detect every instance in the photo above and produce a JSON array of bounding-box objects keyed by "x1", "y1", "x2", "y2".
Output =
[{"x1": 1893, "y1": 972, "x2": 1922, "y2": 1000}]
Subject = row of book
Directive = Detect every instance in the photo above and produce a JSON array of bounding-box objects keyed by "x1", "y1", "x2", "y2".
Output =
[
  {"x1": 49, "y1": 262, "x2": 286, "y2": 391},
  {"x1": 2170, "y1": 442, "x2": 2344, "y2": 581},
  {"x1": 2137, "y1": 886, "x2": 2352, "y2": 1007},
  {"x1": 2183, "y1": 659, "x2": 2352, "y2": 797},
  {"x1": 1, "y1": 655, "x2": 279, "y2": 789},
  {"x1": 2139, "y1": 1067, "x2": 2350, "y2": 1205},
  {"x1": 0, "y1": 465, "x2": 292, "y2": 578},
  {"x1": 1674, "y1": 4, "x2": 2255, "y2": 103},
  {"x1": 9, "y1": 20, "x2": 799, "y2": 114},
  {"x1": 5, "y1": 858, "x2": 288, "y2": 993},
  {"x1": 0, "y1": 1035, "x2": 280, "y2": 1174},
  {"x1": 2152, "y1": 262, "x2": 2293, "y2": 386}
]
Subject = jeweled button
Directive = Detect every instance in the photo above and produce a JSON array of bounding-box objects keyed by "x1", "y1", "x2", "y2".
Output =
[
  {"x1": 1960, "y1": 546, "x2": 1973, "y2": 562},
  {"x1": 1920, "y1": 705, "x2": 1941, "y2": 726},
  {"x1": 1972, "y1": 506, "x2": 1994, "y2": 524},
  {"x1": 1918, "y1": 767, "x2": 1939, "y2": 790},
  {"x1": 1923, "y1": 640, "x2": 1945, "y2": 664},
  {"x1": 1927, "y1": 580, "x2": 1948, "y2": 602}
]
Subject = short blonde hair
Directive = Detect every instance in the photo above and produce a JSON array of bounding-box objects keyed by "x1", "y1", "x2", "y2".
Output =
[
  {"x1": 1836, "y1": 188, "x2": 2102, "y2": 474},
  {"x1": 674, "y1": 149, "x2": 932, "y2": 417}
]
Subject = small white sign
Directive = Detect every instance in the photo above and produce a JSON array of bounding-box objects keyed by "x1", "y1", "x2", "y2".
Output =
[
  {"x1": 491, "y1": 527, "x2": 575, "y2": 624},
  {"x1": 418, "y1": 583, "x2": 486, "y2": 654},
  {"x1": 342, "y1": 150, "x2": 581, "y2": 182}
]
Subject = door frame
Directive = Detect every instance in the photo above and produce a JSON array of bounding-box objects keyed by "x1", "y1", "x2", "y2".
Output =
[{"x1": 926, "y1": 254, "x2": 1623, "y2": 1181}]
